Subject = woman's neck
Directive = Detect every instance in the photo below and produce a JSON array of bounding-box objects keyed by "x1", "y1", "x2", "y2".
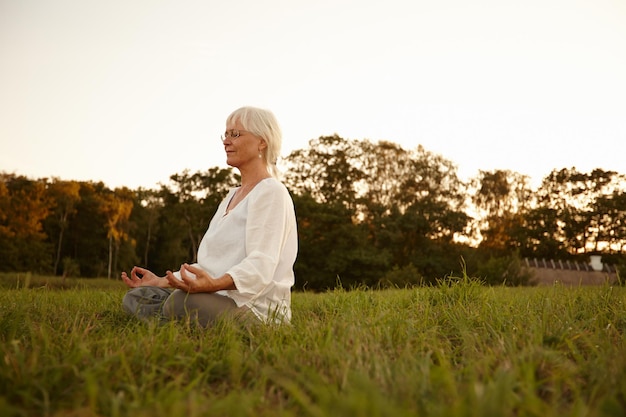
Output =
[{"x1": 238, "y1": 166, "x2": 271, "y2": 188}]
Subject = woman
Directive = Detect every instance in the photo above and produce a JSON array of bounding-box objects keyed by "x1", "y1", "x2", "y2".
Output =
[{"x1": 121, "y1": 106, "x2": 298, "y2": 326}]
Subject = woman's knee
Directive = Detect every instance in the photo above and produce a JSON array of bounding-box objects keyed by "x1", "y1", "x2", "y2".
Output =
[
  {"x1": 122, "y1": 286, "x2": 172, "y2": 321},
  {"x1": 162, "y1": 290, "x2": 187, "y2": 320},
  {"x1": 122, "y1": 290, "x2": 139, "y2": 315}
]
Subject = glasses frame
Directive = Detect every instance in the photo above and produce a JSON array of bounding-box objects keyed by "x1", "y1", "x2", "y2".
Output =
[{"x1": 220, "y1": 129, "x2": 254, "y2": 143}]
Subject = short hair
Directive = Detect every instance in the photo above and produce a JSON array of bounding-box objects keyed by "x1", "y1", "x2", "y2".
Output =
[{"x1": 226, "y1": 106, "x2": 282, "y2": 178}]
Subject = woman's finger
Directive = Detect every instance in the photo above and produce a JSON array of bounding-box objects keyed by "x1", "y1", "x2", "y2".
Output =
[
  {"x1": 182, "y1": 263, "x2": 199, "y2": 274},
  {"x1": 181, "y1": 263, "x2": 201, "y2": 278},
  {"x1": 180, "y1": 264, "x2": 200, "y2": 282},
  {"x1": 166, "y1": 270, "x2": 189, "y2": 292}
]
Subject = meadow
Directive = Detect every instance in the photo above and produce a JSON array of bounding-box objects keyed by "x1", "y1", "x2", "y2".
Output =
[{"x1": 0, "y1": 273, "x2": 625, "y2": 417}]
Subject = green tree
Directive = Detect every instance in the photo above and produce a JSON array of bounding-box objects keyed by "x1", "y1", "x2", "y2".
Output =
[
  {"x1": 291, "y1": 193, "x2": 389, "y2": 290},
  {"x1": 284, "y1": 135, "x2": 364, "y2": 211},
  {"x1": 102, "y1": 187, "x2": 135, "y2": 279},
  {"x1": 591, "y1": 189, "x2": 626, "y2": 254},
  {"x1": 360, "y1": 143, "x2": 469, "y2": 281},
  {"x1": 285, "y1": 138, "x2": 470, "y2": 287},
  {"x1": 45, "y1": 179, "x2": 81, "y2": 275},
  {"x1": 64, "y1": 182, "x2": 110, "y2": 277},
  {"x1": 536, "y1": 168, "x2": 623, "y2": 256},
  {"x1": 129, "y1": 188, "x2": 163, "y2": 268},
  {"x1": 471, "y1": 170, "x2": 532, "y2": 254},
  {"x1": 395, "y1": 145, "x2": 469, "y2": 242},
  {"x1": 357, "y1": 140, "x2": 415, "y2": 214},
  {"x1": 517, "y1": 206, "x2": 566, "y2": 259},
  {"x1": 0, "y1": 174, "x2": 53, "y2": 272}
]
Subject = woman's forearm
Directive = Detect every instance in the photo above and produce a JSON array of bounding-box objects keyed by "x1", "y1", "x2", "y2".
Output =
[{"x1": 215, "y1": 273, "x2": 237, "y2": 291}]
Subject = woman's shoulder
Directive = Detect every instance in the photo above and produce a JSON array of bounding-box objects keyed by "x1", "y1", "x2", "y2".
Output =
[
  {"x1": 254, "y1": 178, "x2": 292, "y2": 201},
  {"x1": 258, "y1": 177, "x2": 288, "y2": 192},
  {"x1": 249, "y1": 178, "x2": 296, "y2": 219}
]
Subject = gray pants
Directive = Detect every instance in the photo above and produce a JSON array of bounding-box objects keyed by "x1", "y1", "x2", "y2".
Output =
[{"x1": 122, "y1": 287, "x2": 252, "y2": 327}]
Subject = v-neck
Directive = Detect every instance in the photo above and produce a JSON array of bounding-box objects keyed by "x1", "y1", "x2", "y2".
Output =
[{"x1": 223, "y1": 177, "x2": 271, "y2": 216}]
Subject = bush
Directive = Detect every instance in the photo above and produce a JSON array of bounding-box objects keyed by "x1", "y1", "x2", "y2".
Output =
[
  {"x1": 475, "y1": 252, "x2": 535, "y2": 286},
  {"x1": 379, "y1": 263, "x2": 424, "y2": 288}
]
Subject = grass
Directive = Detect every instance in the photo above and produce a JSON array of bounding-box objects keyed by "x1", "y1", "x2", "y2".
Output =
[
  {"x1": 0, "y1": 274, "x2": 625, "y2": 416},
  {"x1": 0, "y1": 272, "x2": 127, "y2": 291}
]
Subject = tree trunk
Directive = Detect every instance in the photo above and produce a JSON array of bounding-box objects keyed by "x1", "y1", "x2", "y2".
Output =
[
  {"x1": 107, "y1": 235, "x2": 113, "y2": 279},
  {"x1": 54, "y1": 227, "x2": 64, "y2": 275},
  {"x1": 144, "y1": 222, "x2": 152, "y2": 266}
]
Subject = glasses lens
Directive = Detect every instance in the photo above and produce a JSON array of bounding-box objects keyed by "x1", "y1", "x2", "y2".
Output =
[{"x1": 221, "y1": 129, "x2": 242, "y2": 142}]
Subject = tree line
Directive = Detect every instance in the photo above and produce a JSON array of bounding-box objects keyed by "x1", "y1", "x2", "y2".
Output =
[{"x1": 1, "y1": 135, "x2": 625, "y2": 289}]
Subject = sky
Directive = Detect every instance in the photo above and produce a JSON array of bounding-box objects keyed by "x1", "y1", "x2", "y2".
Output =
[{"x1": 1, "y1": 0, "x2": 625, "y2": 190}]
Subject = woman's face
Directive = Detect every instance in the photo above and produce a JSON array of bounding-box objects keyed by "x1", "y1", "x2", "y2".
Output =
[{"x1": 223, "y1": 120, "x2": 266, "y2": 170}]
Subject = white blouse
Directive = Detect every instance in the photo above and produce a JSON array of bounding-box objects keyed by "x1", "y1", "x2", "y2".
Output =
[{"x1": 186, "y1": 178, "x2": 297, "y2": 323}]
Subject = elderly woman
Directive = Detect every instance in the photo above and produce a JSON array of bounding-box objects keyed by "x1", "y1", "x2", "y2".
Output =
[{"x1": 121, "y1": 106, "x2": 298, "y2": 326}]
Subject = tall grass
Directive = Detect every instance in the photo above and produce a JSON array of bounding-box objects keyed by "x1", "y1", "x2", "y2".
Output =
[{"x1": 0, "y1": 274, "x2": 625, "y2": 416}]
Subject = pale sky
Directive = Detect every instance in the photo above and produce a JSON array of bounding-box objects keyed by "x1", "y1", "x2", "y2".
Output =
[{"x1": 1, "y1": 0, "x2": 625, "y2": 190}]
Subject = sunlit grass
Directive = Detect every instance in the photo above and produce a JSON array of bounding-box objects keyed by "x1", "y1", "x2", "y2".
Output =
[{"x1": 0, "y1": 274, "x2": 625, "y2": 416}]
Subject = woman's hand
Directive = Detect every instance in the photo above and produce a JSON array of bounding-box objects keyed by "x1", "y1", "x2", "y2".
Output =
[
  {"x1": 121, "y1": 266, "x2": 168, "y2": 288},
  {"x1": 165, "y1": 263, "x2": 236, "y2": 293}
]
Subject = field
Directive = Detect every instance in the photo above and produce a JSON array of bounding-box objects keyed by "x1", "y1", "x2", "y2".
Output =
[{"x1": 1, "y1": 273, "x2": 625, "y2": 417}]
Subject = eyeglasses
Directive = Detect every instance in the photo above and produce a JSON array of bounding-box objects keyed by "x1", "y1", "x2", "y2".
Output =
[{"x1": 220, "y1": 129, "x2": 252, "y2": 143}]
